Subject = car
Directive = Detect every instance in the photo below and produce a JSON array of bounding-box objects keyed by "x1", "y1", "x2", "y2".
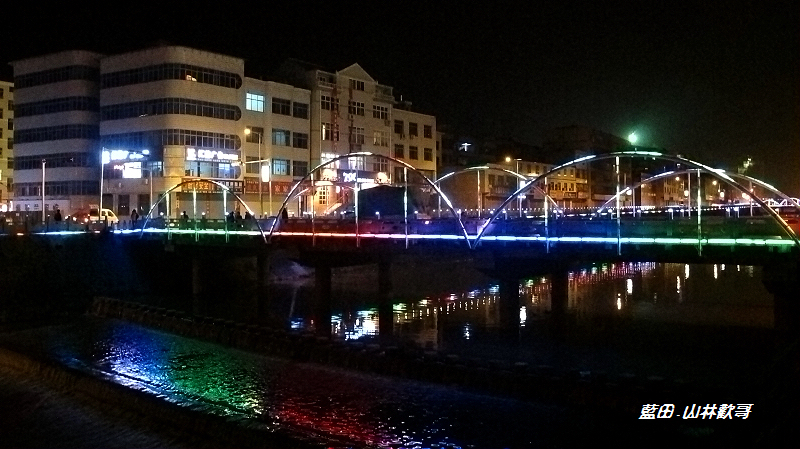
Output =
[
  {"x1": 89, "y1": 208, "x2": 119, "y2": 225},
  {"x1": 68, "y1": 208, "x2": 119, "y2": 225}
]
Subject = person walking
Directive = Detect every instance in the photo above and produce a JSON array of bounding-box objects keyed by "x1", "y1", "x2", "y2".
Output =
[{"x1": 130, "y1": 208, "x2": 139, "y2": 228}]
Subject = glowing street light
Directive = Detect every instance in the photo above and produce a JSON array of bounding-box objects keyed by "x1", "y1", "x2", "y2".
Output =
[
  {"x1": 628, "y1": 132, "x2": 638, "y2": 144},
  {"x1": 244, "y1": 128, "x2": 269, "y2": 217},
  {"x1": 506, "y1": 156, "x2": 523, "y2": 217}
]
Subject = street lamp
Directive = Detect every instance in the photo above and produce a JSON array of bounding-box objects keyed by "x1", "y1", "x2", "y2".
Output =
[
  {"x1": 100, "y1": 148, "x2": 109, "y2": 216},
  {"x1": 506, "y1": 156, "x2": 523, "y2": 217},
  {"x1": 41, "y1": 159, "x2": 46, "y2": 224},
  {"x1": 244, "y1": 128, "x2": 266, "y2": 217}
]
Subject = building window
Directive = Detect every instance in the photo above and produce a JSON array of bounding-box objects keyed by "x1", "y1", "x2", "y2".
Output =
[
  {"x1": 409, "y1": 123, "x2": 418, "y2": 137},
  {"x1": 394, "y1": 144, "x2": 404, "y2": 158},
  {"x1": 373, "y1": 159, "x2": 388, "y2": 173},
  {"x1": 321, "y1": 95, "x2": 338, "y2": 111},
  {"x1": 424, "y1": 147, "x2": 433, "y2": 161},
  {"x1": 292, "y1": 102, "x2": 309, "y2": 119},
  {"x1": 292, "y1": 160, "x2": 308, "y2": 177},
  {"x1": 272, "y1": 129, "x2": 290, "y2": 146},
  {"x1": 322, "y1": 123, "x2": 338, "y2": 141},
  {"x1": 272, "y1": 158, "x2": 289, "y2": 176},
  {"x1": 0, "y1": 88, "x2": 3, "y2": 98},
  {"x1": 272, "y1": 98, "x2": 291, "y2": 115},
  {"x1": 245, "y1": 126, "x2": 264, "y2": 143},
  {"x1": 424, "y1": 125, "x2": 432, "y2": 138},
  {"x1": 394, "y1": 120, "x2": 404, "y2": 135},
  {"x1": 409, "y1": 146, "x2": 419, "y2": 160},
  {"x1": 349, "y1": 79, "x2": 365, "y2": 91},
  {"x1": 373, "y1": 105, "x2": 388, "y2": 120},
  {"x1": 245, "y1": 156, "x2": 259, "y2": 174},
  {"x1": 246, "y1": 93, "x2": 264, "y2": 112},
  {"x1": 317, "y1": 187, "x2": 328, "y2": 206},
  {"x1": 350, "y1": 127, "x2": 365, "y2": 144},
  {"x1": 292, "y1": 132, "x2": 308, "y2": 149},
  {"x1": 373, "y1": 130, "x2": 389, "y2": 147},
  {"x1": 347, "y1": 155, "x2": 365, "y2": 171},
  {"x1": 348, "y1": 101, "x2": 365, "y2": 116}
]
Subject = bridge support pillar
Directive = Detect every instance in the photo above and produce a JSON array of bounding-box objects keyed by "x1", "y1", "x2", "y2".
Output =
[
  {"x1": 549, "y1": 268, "x2": 570, "y2": 341},
  {"x1": 378, "y1": 259, "x2": 394, "y2": 344},
  {"x1": 763, "y1": 260, "x2": 800, "y2": 345},
  {"x1": 256, "y1": 252, "x2": 270, "y2": 322},
  {"x1": 192, "y1": 257, "x2": 203, "y2": 317},
  {"x1": 314, "y1": 265, "x2": 333, "y2": 339},
  {"x1": 498, "y1": 276, "x2": 521, "y2": 342}
]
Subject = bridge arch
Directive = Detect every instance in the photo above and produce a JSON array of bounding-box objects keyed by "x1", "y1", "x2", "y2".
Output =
[
  {"x1": 434, "y1": 166, "x2": 564, "y2": 215},
  {"x1": 474, "y1": 150, "x2": 800, "y2": 248},
  {"x1": 139, "y1": 178, "x2": 268, "y2": 243},
  {"x1": 267, "y1": 152, "x2": 471, "y2": 245},
  {"x1": 597, "y1": 169, "x2": 800, "y2": 221}
]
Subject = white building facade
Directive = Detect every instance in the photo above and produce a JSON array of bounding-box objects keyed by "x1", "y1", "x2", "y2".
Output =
[
  {"x1": 12, "y1": 46, "x2": 312, "y2": 220},
  {"x1": 0, "y1": 80, "x2": 13, "y2": 211},
  {"x1": 12, "y1": 48, "x2": 438, "y2": 220}
]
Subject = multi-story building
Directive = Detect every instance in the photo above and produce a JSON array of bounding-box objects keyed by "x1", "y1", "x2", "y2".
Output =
[
  {"x1": 0, "y1": 80, "x2": 13, "y2": 211},
  {"x1": 11, "y1": 46, "x2": 312, "y2": 220},
  {"x1": 10, "y1": 51, "x2": 102, "y2": 218},
  {"x1": 275, "y1": 60, "x2": 437, "y2": 215}
]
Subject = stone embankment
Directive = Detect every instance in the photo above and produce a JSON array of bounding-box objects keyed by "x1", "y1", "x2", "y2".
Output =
[
  {"x1": 89, "y1": 297, "x2": 723, "y2": 416},
  {"x1": 0, "y1": 343, "x2": 351, "y2": 449}
]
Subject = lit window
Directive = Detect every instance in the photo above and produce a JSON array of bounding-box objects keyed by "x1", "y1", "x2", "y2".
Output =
[
  {"x1": 272, "y1": 129, "x2": 290, "y2": 146},
  {"x1": 272, "y1": 158, "x2": 289, "y2": 175},
  {"x1": 373, "y1": 131, "x2": 389, "y2": 147},
  {"x1": 246, "y1": 93, "x2": 264, "y2": 112}
]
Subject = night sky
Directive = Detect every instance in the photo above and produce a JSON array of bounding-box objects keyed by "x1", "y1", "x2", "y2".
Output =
[{"x1": 4, "y1": 1, "x2": 798, "y2": 196}]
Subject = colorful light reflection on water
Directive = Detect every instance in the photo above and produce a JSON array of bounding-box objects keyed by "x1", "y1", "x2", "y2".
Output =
[{"x1": 12, "y1": 319, "x2": 579, "y2": 448}]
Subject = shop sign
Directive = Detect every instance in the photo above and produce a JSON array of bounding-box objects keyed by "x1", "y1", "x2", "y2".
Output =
[{"x1": 186, "y1": 147, "x2": 239, "y2": 162}]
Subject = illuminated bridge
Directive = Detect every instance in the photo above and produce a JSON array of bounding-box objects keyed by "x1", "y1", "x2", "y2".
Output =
[
  {"x1": 6, "y1": 150, "x2": 798, "y2": 261},
  {"x1": 2, "y1": 150, "x2": 798, "y2": 339}
]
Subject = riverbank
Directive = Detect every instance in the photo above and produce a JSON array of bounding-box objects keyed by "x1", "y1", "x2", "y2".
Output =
[{"x1": 0, "y1": 341, "x2": 358, "y2": 449}]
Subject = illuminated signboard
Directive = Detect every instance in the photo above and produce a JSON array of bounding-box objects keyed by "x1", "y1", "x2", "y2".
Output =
[
  {"x1": 103, "y1": 149, "x2": 149, "y2": 163},
  {"x1": 341, "y1": 171, "x2": 387, "y2": 184},
  {"x1": 320, "y1": 169, "x2": 388, "y2": 184},
  {"x1": 186, "y1": 147, "x2": 239, "y2": 162},
  {"x1": 111, "y1": 161, "x2": 143, "y2": 179}
]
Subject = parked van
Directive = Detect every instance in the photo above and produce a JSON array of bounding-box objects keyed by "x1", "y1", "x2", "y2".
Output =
[{"x1": 89, "y1": 208, "x2": 119, "y2": 224}]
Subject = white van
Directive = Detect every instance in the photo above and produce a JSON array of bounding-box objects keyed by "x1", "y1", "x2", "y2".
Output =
[{"x1": 89, "y1": 208, "x2": 119, "y2": 224}]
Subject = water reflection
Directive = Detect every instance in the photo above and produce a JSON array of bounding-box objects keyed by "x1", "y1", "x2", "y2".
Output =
[
  {"x1": 4, "y1": 319, "x2": 581, "y2": 448},
  {"x1": 312, "y1": 262, "x2": 772, "y2": 345}
]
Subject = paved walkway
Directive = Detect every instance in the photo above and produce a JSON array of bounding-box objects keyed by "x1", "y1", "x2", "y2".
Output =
[{"x1": 0, "y1": 365, "x2": 194, "y2": 449}]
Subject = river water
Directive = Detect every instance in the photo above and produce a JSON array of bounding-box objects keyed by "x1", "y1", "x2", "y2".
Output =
[{"x1": 0, "y1": 261, "x2": 781, "y2": 447}]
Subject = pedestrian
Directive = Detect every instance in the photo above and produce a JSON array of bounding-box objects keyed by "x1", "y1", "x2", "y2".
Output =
[
  {"x1": 54, "y1": 208, "x2": 62, "y2": 222},
  {"x1": 130, "y1": 208, "x2": 139, "y2": 225}
]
